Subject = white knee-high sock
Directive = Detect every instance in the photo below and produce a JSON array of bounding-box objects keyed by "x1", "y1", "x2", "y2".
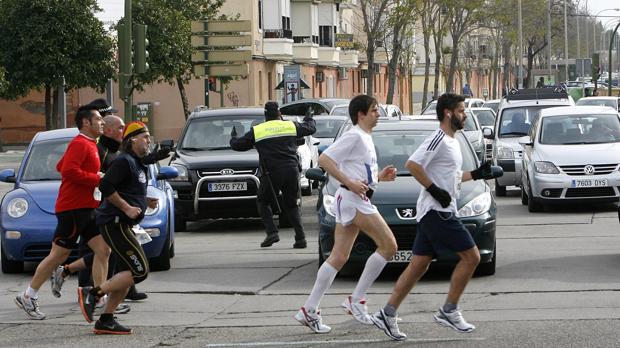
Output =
[
  {"x1": 352, "y1": 252, "x2": 388, "y2": 301},
  {"x1": 304, "y1": 262, "x2": 338, "y2": 311}
]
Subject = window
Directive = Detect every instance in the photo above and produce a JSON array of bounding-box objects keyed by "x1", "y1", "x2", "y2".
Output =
[{"x1": 319, "y1": 25, "x2": 333, "y2": 47}]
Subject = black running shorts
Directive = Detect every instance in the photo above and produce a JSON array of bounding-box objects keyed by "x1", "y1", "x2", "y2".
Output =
[
  {"x1": 412, "y1": 210, "x2": 476, "y2": 256},
  {"x1": 53, "y1": 208, "x2": 99, "y2": 249},
  {"x1": 100, "y1": 221, "x2": 149, "y2": 284}
]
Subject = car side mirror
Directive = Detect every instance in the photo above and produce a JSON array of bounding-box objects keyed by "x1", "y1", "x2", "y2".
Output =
[
  {"x1": 157, "y1": 166, "x2": 179, "y2": 180},
  {"x1": 312, "y1": 137, "x2": 320, "y2": 146},
  {"x1": 482, "y1": 127, "x2": 494, "y2": 139},
  {"x1": 305, "y1": 168, "x2": 326, "y2": 182},
  {"x1": 0, "y1": 168, "x2": 16, "y2": 183},
  {"x1": 518, "y1": 135, "x2": 533, "y2": 147}
]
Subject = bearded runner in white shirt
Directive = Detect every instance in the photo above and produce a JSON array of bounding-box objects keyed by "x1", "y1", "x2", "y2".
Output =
[
  {"x1": 294, "y1": 94, "x2": 398, "y2": 334},
  {"x1": 370, "y1": 93, "x2": 502, "y2": 341}
]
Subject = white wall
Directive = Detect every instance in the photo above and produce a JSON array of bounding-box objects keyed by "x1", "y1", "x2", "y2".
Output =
[{"x1": 318, "y1": 3, "x2": 336, "y2": 26}]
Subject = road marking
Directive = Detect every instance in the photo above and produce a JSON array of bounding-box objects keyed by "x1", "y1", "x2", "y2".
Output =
[{"x1": 205, "y1": 337, "x2": 486, "y2": 347}]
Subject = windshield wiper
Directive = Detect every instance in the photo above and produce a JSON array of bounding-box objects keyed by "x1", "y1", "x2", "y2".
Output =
[
  {"x1": 180, "y1": 147, "x2": 207, "y2": 151},
  {"x1": 27, "y1": 178, "x2": 58, "y2": 181},
  {"x1": 207, "y1": 146, "x2": 231, "y2": 150},
  {"x1": 500, "y1": 132, "x2": 528, "y2": 136}
]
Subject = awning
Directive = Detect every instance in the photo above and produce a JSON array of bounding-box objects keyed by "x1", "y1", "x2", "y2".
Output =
[{"x1": 275, "y1": 79, "x2": 311, "y2": 90}]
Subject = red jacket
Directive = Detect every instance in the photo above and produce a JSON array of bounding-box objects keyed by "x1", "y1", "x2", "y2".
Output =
[{"x1": 55, "y1": 133, "x2": 101, "y2": 213}]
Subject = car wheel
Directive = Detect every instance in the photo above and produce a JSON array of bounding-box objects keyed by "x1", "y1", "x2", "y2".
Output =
[
  {"x1": 1, "y1": 246, "x2": 24, "y2": 274},
  {"x1": 174, "y1": 215, "x2": 187, "y2": 232},
  {"x1": 476, "y1": 245, "x2": 496, "y2": 276},
  {"x1": 520, "y1": 185, "x2": 528, "y2": 205},
  {"x1": 149, "y1": 230, "x2": 171, "y2": 272},
  {"x1": 495, "y1": 179, "x2": 506, "y2": 196},
  {"x1": 527, "y1": 179, "x2": 543, "y2": 213}
]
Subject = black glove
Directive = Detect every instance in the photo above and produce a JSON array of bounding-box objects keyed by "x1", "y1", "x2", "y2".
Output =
[
  {"x1": 427, "y1": 183, "x2": 451, "y2": 208},
  {"x1": 471, "y1": 161, "x2": 503, "y2": 180},
  {"x1": 231, "y1": 126, "x2": 238, "y2": 138},
  {"x1": 303, "y1": 107, "x2": 314, "y2": 121},
  {"x1": 153, "y1": 144, "x2": 172, "y2": 161}
]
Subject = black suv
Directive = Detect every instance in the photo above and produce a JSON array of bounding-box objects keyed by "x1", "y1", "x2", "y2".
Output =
[{"x1": 168, "y1": 108, "x2": 266, "y2": 230}]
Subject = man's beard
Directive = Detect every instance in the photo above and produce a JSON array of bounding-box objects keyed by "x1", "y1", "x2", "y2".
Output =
[{"x1": 451, "y1": 115, "x2": 464, "y2": 131}]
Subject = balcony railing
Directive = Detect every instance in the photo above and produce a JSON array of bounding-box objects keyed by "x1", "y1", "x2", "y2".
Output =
[{"x1": 264, "y1": 29, "x2": 293, "y2": 39}]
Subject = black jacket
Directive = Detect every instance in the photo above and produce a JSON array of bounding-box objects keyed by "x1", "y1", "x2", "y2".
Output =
[
  {"x1": 97, "y1": 135, "x2": 120, "y2": 172},
  {"x1": 230, "y1": 116, "x2": 316, "y2": 172}
]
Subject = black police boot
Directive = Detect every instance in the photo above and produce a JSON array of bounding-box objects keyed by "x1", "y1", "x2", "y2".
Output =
[
  {"x1": 260, "y1": 234, "x2": 280, "y2": 247},
  {"x1": 293, "y1": 239, "x2": 307, "y2": 249}
]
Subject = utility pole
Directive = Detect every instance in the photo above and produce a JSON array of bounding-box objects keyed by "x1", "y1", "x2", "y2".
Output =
[
  {"x1": 547, "y1": 0, "x2": 552, "y2": 82},
  {"x1": 121, "y1": 0, "x2": 133, "y2": 122},
  {"x1": 518, "y1": 0, "x2": 524, "y2": 88},
  {"x1": 564, "y1": 0, "x2": 569, "y2": 84}
]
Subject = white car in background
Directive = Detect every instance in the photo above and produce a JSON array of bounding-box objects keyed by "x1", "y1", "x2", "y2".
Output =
[
  {"x1": 519, "y1": 106, "x2": 620, "y2": 212},
  {"x1": 575, "y1": 96, "x2": 620, "y2": 112},
  {"x1": 421, "y1": 98, "x2": 486, "y2": 115},
  {"x1": 283, "y1": 116, "x2": 319, "y2": 195}
]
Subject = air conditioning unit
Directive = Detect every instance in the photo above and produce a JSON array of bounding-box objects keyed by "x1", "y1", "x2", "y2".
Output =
[{"x1": 338, "y1": 67, "x2": 348, "y2": 80}]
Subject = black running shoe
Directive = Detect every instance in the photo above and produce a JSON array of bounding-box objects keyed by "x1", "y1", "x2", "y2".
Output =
[
  {"x1": 125, "y1": 285, "x2": 148, "y2": 301},
  {"x1": 93, "y1": 318, "x2": 132, "y2": 335},
  {"x1": 293, "y1": 239, "x2": 307, "y2": 249},
  {"x1": 77, "y1": 287, "x2": 96, "y2": 323}
]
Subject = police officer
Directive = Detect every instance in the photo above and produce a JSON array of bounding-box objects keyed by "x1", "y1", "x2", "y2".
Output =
[{"x1": 230, "y1": 101, "x2": 316, "y2": 248}]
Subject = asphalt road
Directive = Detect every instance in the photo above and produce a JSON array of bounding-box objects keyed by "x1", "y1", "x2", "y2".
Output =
[{"x1": 1, "y1": 150, "x2": 620, "y2": 347}]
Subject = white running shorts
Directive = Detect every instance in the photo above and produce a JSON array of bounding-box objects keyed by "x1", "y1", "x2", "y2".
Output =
[{"x1": 335, "y1": 187, "x2": 378, "y2": 226}]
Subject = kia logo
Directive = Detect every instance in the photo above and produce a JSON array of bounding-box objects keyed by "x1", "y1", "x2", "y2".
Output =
[
  {"x1": 220, "y1": 169, "x2": 234, "y2": 175},
  {"x1": 583, "y1": 165, "x2": 595, "y2": 175}
]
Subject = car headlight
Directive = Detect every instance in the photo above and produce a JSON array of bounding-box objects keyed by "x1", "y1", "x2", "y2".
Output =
[
  {"x1": 323, "y1": 194, "x2": 336, "y2": 217},
  {"x1": 145, "y1": 205, "x2": 159, "y2": 216},
  {"x1": 457, "y1": 192, "x2": 492, "y2": 218},
  {"x1": 7, "y1": 198, "x2": 28, "y2": 218},
  {"x1": 169, "y1": 164, "x2": 188, "y2": 181},
  {"x1": 534, "y1": 161, "x2": 560, "y2": 174},
  {"x1": 496, "y1": 145, "x2": 514, "y2": 159}
]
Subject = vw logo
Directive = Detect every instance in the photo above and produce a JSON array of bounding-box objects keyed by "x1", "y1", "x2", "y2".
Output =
[
  {"x1": 220, "y1": 168, "x2": 234, "y2": 175},
  {"x1": 583, "y1": 165, "x2": 595, "y2": 175}
]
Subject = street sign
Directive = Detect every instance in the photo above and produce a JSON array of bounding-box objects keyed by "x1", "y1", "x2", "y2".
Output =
[
  {"x1": 191, "y1": 50, "x2": 252, "y2": 63},
  {"x1": 194, "y1": 64, "x2": 249, "y2": 77}
]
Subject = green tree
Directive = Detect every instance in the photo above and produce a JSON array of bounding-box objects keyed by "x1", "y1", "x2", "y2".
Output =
[
  {"x1": 131, "y1": 0, "x2": 224, "y2": 120},
  {"x1": 0, "y1": 0, "x2": 115, "y2": 130}
]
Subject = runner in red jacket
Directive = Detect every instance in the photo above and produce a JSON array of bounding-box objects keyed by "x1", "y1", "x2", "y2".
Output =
[{"x1": 14, "y1": 105, "x2": 111, "y2": 320}]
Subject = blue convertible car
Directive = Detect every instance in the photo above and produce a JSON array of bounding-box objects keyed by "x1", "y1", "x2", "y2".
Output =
[{"x1": 0, "y1": 128, "x2": 178, "y2": 273}]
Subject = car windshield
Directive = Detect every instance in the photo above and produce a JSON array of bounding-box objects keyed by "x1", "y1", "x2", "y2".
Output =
[
  {"x1": 540, "y1": 114, "x2": 620, "y2": 145},
  {"x1": 372, "y1": 130, "x2": 477, "y2": 176},
  {"x1": 483, "y1": 101, "x2": 499, "y2": 114},
  {"x1": 575, "y1": 99, "x2": 617, "y2": 109},
  {"x1": 331, "y1": 105, "x2": 388, "y2": 118},
  {"x1": 498, "y1": 106, "x2": 553, "y2": 137},
  {"x1": 181, "y1": 115, "x2": 262, "y2": 150},
  {"x1": 463, "y1": 112, "x2": 477, "y2": 131},
  {"x1": 315, "y1": 118, "x2": 346, "y2": 138},
  {"x1": 323, "y1": 99, "x2": 350, "y2": 110},
  {"x1": 472, "y1": 109, "x2": 496, "y2": 127},
  {"x1": 21, "y1": 139, "x2": 70, "y2": 181},
  {"x1": 422, "y1": 101, "x2": 437, "y2": 115}
]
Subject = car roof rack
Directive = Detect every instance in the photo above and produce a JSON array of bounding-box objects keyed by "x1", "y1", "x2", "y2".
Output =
[{"x1": 505, "y1": 87, "x2": 568, "y2": 101}]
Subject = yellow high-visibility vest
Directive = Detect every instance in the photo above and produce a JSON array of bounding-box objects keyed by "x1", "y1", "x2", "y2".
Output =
[{"x1": 253, "y1": 120, "x2": 297, "y2": 142}]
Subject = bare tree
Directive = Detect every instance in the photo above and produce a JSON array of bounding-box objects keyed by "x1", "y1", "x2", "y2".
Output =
[{"x1": 360, "y1": 0, "x2": 392, "y2": 95}]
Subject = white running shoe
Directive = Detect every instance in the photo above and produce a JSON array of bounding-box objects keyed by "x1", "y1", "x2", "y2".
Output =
[
  {"x1": 294, "y1": 307, "x2": 331, "y2": 334},
  {"x1": 50, "y1": 265, "x2": 66, "y2": 298},
  {"x1": 341, "y1": 296, "x2": 372, "y2": 325},
  {"x1": 94, "y1": 295, "x2": 131, "y2": 315},
  {"x1": 370, "y1": 309, "x2": 407, "y2": 341},
  {"x1": 433, "y1": 307, "x2": 476, "y2": 333},
  {"x1": 14, "y1": 292, "x2": 46, "y2": 320}
]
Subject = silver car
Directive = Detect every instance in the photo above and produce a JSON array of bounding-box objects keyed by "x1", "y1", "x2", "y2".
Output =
[{"x1": 519, "y1": 106, "x2": 620, "y2": 212}]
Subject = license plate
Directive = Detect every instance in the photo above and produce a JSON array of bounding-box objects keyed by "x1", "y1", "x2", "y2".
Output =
[
  {"x1": 389, "y1": 250, "x2": 412, "y2": 263},
  {"x1": 208, "y1": 182, "x2": 247, "y2": 192},
  {"x1": 571, "y1": 179, "x2": 608, "y2": 188}
]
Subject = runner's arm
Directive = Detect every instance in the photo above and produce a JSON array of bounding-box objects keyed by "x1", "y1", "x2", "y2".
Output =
[
  {"x1": 405, "y1": 160, "x2": 433, "y2": 188},
  {"x1": 319, "y1": 153, "x2": 367, "y2": 195}
]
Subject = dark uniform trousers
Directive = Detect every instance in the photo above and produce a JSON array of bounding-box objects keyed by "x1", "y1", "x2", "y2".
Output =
[{"x1": 257, "y1": 166, "x2": 305, "y2": 242}]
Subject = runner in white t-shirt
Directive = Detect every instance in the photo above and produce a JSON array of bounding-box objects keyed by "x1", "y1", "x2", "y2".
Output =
[
  {"x1": 370, "y1": 93, "x2": 502, "y2": 341},
  {"x1": 294, "y1": 95, "x2": 398, "y2": 334}
]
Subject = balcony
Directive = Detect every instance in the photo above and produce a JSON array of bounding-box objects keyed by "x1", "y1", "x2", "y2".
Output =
[
  {"x1": 293, "y1": 40, "x2": 319, "y2": 64},
  {"x1": 263, "y1": 29, "x2": 294, "y2": 61},
  {"x1": 374, "y1": 48, "x2": 388, "y2": 64},
  {"x1": 339, "y1": 50, "x2": 359, "y2": 68},
  {"x1": 318, "y1": 46, "x2": 340, "y2": 67}
]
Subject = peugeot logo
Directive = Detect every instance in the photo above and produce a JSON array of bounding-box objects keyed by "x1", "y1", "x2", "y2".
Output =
[
  {"x1": 220, "y1": 168, "x2": 235, "y2": 175},
  {"x1": 396, "y1": 208, "x2": 416, "y2": 220},
  {"x1": 583, "y1": 165, "x2": 595, "y2": 175}
]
